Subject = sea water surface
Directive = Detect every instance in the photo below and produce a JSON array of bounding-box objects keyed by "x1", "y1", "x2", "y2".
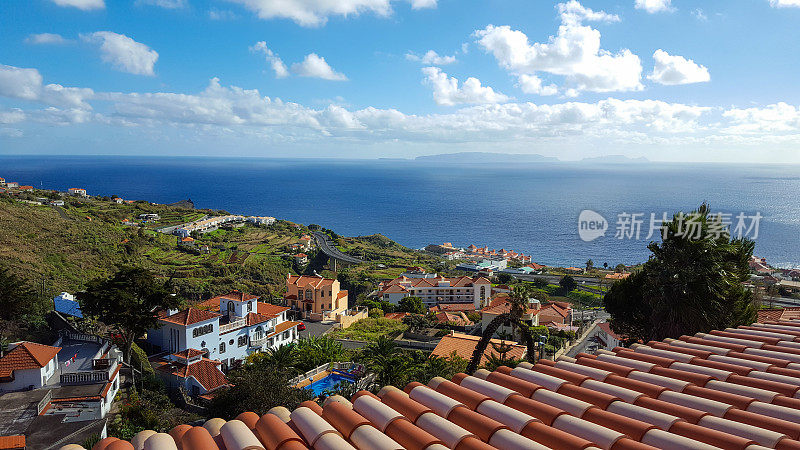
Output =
[{"x1": 2, "y1": 155, "x2": 799, "y2": 268}]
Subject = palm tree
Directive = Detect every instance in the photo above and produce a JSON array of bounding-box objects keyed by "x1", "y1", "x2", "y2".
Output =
[
  {"x1": 466, "y1": 284, "x2": 536, "y2": 374},
  {"x1": 263, "y1": 344, "x2": 300, "y2": 374}
]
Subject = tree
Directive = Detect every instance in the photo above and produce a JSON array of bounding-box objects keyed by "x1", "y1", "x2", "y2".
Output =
[
  {"x1": 466, "y1": 284, "x2": 536, "y2": 374},
  {"x1": 615, "y1": 264, "x2": 626, "y2": 273},
  {"x1": 559, "y1": 275, "x2": 577, "y2": 293},
  {"x1": 0, "y1": 267, "x2": 46, "y2": 343},
  {"x1": 604, "y1": 204, "x2": 756, "y2": 343},
  {"x1": 246, "y1": 344, "x2": 299, "y2": 374},
  {"x1": 397, "y1": 296, "x2": 426, "y2": 314},
  {"x1": 585, "y1": 259, "x2": 594, "y2": 272},
  {"x1": 294, "y1": 335, "x2": 345, "y2": 372},
  {"x1": 532, "y1": 278, "x2": 549, "y2": 289},
  {"x1": 209, "y1": 367, "x2": 314, "y2": 419},
  {"x1": 78, "y1": 266, "x2": 181, "y2": 362},
  {"x1": 496, "y1": 273, "x2": 513, "y2": 284},
  {"x1": 402, "y1": 314, "x2": 430, "y2": 332},
  {"x1": 603, "y1": 262, "x2": 608, "y2": 270}
]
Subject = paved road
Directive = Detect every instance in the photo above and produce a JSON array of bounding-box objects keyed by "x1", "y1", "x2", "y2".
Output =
[
  {"x1": 298, "y1": 320, "x2": 334, "y2": 338},
  {"x1": 311, "y1": 231, "x2": 363, "y2": 265},
  {"x1": 51, "y1": 206, "x2": 72, "y2": 221},
  {"x1": 514, "y1": 273, "x2": 604, "y2": 286}
]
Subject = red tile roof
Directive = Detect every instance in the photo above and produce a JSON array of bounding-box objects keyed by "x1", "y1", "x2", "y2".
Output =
[
  {"x1": 103, "y1": 319, "x2": 800, "y2": 450},
  {"x1": 245, "y1": 312, "x2": 271, "y2": 326},
  {"x1": 384, "y1": 312, "x2": 411, "y2": 320},
  {"x1": 428, "y1": 303, "x2": 476, "y2": 313},
  {"x1": 173, "y1": 349, "x2": 205, "y2": 359},
  {"x1": 757, "y1": 307, "x2": 800, "y2": 323},
  {"x1": 157, "y1": 358, "x2": 230, "y2": 392},
  {"x1": 431, "y1": 332, "x2": 526, "y2": 365},
  {"x1": 0, "y1": 435, "x2": 25, "y2": 449},
  {"x1": 256, "y1": 302, "x2": 289, "y2": 317},
  {"x1": 160, "y1": 308, "x2": 221, "y2": 326},
  {"x1": 433, "y1": 311, "x2": 473, "y2": 327},
  {"x1": 287, "y1": 275, "x2": 335, "y2": 288},
  {"x1": 0, "y1": 342, "x2": 61, "y2": 379},
  {"x1": 211, "y1": 290, "x2": 260, "y2": 303},
  {"x1": 597, "y1": 321, "x2": 624, "y2": 341}
]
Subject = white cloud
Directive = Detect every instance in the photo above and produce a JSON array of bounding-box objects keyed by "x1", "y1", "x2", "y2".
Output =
[
  {"x1": 475, "y1": 2, "x2": 642, "y2": 96},
  {"x1": 227, "y1": 0, "x2": 435, "y2": 27},
  {"x1": 250, "y1": 42, "x2": 289, "y2": 78},
  {"x1": 25, "y1": 33, "x2": 70, "y2": 45},
  {"x1": 137, "y1": 0, "x2": 187, "y2": 8},
  {"x1": 406, "y1": 50, "x2": 457, "y2": 65},
  {"x1": 0, "y1": 65, "x2": 94, "y2": 109},
  {"x1": 0, "y1": 109, "x2": 25, "y2": 124},
  {"x1": 648, "y1": 49, "x2": 710, "y2": 85},
  {"x1": 291, "y1": 54, "x2": 347, "y2": 80},
  {"x1": 6, "y1": 62, "x2": 800, "y2": 157},
  {"x1": 81, "y1": 32, "x2": 159, "y2": 76},
  {"x1": 209, "y1": 9, "x2": 238, "y2": 19},
  {"x1": 558, "y1": 0, "x2": 620, "y2": 25},
  {"x1": 517, "y1": 74, "x2": 558, "y2": 96},
  {"x1": 421, "y1": 67, "x2": 509, "y2": 106},
  {"x1": 692, "y1": 9, "x2": 707, "y2": 21},
  {"x1": 769, "y1": 0, "x2": 800, "y2": 7},
  {"x1": 50, "y1": 0, "x2": 104, "y2": 10},
  {"x1": 634, "y1": 0, "x2": 673, "y2": 13}
]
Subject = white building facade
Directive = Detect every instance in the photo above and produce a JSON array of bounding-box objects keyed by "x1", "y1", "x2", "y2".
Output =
[
  {"x1": 377, "y1": 275, "x2": 492, "y2": 308},
  {"x1": 147, "y1": 291, "x2": 300, "y2": 371}
]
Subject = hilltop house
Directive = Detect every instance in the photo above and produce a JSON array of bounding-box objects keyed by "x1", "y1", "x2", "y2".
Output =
[
  {"x1": 67, "y1": 188, "x2": 87, "y2": 197},
  {"x1": 6, "y1": 182, "x2": 18, "y2": 189},
  {"x1": 285, "y1": 275, "x2": 348, "y2": 321},
  {"x1": 293, "y1": 253, "x2": 308, "y2": 265},
  {"x1": 539, "y1": 301, "x2": 572, "y2": 327},
  {"x1": 147, "y1": 290, "x2": 301, "y2": 376},
  {"x1": 376, "y1": 275, "x2": 491, "y2": 308}
]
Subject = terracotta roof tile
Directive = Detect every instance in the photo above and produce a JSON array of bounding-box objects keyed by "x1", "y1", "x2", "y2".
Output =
[
  {"x1": 160, "y1": 308, "x2": 221, "y2": 326},
  {"x1": 93, "y1": 318, "x2": 800, "y2": 450},
  {"x1": 0, "y1": 342, "x2": 61, "y2": 379},
  {"x1": 431, "y1": 332, "x2": 526, "y2": 365},
  {"x1": 0, "y1": 435, "x2": 25, "y2": 449}
]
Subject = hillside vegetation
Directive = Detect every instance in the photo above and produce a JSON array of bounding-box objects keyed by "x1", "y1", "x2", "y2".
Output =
[{"x1": 0, "y1": 193, "x2": 436, "y2": 302}]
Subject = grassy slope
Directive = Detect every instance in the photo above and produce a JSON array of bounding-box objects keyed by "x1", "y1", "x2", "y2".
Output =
[{"x1": 0, "y1": 194, "x2": 437, "y2": 301}]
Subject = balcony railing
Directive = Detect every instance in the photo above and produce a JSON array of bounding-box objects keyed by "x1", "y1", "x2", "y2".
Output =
[
  {"x1": 60, "y1": 361, "x2": 118, "y2": 386},
  {"x1": 219, "y1": 318, "x2": 247, "y2": 333}
]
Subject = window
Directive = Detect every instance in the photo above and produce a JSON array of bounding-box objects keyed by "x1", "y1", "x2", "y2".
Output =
[
  {"x1": 248, "y1": 301, "x2": 253, "y2": 312},
  {"x1": 227, "y1": 301, "x2": 235, "y2": 314},
  {"x1": 229, "y1": 339, "x2": 234, "y2": 345},
  {"x1": 192, "y1": 323, "x2": 213, "y2": 338},
  {"x1": 283, "y1": 331, "x2": 290, "y2": 339},
  {"x1": 480, "y1": 286, "x2": 486, "y2": 300},
  {"x1": 320, "y1": 290, "x2": 325, "y2": 297},
  {"x1": 254, "y1": 326, "x2": 264, "y2": 341},
  {"x1": 219, "y1": 342, "x2": 226, "y2": 353},
  {"x1": 305, "y1": 289, "x2": 313, "y2": 300}
]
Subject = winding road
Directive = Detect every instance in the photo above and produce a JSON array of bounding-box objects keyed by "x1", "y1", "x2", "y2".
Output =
[{"x1": 311, "y1": 231, "x2": 363, "y2": 265}]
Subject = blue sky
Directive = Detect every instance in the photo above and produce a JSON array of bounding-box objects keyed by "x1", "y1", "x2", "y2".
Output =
[{"x1": 2, "y1": 0, "x2": 800, "y2": 161}]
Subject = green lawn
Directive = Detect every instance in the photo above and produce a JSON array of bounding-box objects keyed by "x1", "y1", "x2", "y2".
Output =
[{"x1": 329, "y1": 318, "x2": 408, "y2": 341}]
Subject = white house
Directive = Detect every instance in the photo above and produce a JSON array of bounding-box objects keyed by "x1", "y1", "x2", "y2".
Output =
[
  {"x1": 0, "y1": 342, "x2": 60, "y2": 391},
  {"x1": 147, "y1": 291, "x2": 301, "y2": 374},
  {"x1": 50, "y1": 200, "x2": 65, "y2": 207},
  {"x1": 246, "y1": 216, "x2": 276, "y2": 226},
  {"x1": 595, "y1": 322, "x2": 623, "y2": 352},
  {"x1": 6, "y1": 182, "x2": 19, "y2": 189},
  {"x1": 68, "y1": 188, "x2": 87, "y2": 197},
  {"x1": 376, "y1": 275, "x2": 492, "y2": 307}
]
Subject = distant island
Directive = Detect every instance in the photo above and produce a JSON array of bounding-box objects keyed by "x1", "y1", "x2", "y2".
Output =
[
  {"x1": 414, "y1": 152, "x2": 649, "y2": 164},
  {"x1": 415, "y1": 152, "x2": 559, "y2": 163}
]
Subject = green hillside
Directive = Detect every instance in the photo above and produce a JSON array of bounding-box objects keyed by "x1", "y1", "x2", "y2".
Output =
[{"x1": 0, "y1": 192, "x2": 437, "y2": 302}]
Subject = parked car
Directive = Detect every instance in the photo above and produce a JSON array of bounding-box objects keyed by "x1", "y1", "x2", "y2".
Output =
[{"x1": 297, "y1": 323, "x2": 306, "y2": 331}]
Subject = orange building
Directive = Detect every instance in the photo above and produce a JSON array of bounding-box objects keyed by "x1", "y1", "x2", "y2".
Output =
[{"x1": 285, "y1": 274, "x2": 348, "y2": 320}]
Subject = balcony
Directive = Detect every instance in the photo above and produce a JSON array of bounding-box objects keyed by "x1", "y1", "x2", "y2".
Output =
[
  {"x1": 60, "y1": 359, "x2": 118, "y2": 386},
  {"x1": 219, "y1": 318, "x2": 247, "y2": 333}
]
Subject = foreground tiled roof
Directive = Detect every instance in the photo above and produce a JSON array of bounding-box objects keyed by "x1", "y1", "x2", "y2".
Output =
[
  {"x1": 0, "y1": 342, "x2": 61, "y2": 379},
  {"x1": 66, "y1": 319, "x2": 800, "y2": 450}
]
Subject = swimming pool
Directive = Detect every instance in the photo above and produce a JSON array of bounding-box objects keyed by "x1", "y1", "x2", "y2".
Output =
[{"x1": 304, "y1": 373, "x2": 356, "y2": 396}]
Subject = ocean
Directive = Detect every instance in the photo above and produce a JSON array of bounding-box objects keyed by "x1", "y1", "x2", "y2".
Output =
[{"x1": 1, "y1": 155, "x2": 799, "y2": 268}]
